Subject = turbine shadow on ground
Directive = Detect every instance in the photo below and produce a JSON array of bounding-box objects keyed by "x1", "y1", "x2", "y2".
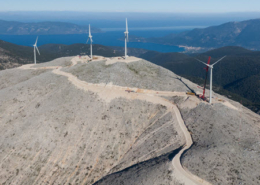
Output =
[
  {"x1": 93, "y1": 146, "x2": 183, "y2": 185},
  {"x1": 169, "y1": 75, "x2": 196, "y2": 94}
]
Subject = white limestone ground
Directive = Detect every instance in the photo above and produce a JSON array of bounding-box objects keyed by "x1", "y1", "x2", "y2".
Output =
[
  {"x1": 53, "y1": 67, "x2": 210, "y2": 185},
  {"x1": 0, "y1": 55, "x2": 259, "y2": 185},
  {"x1": 53, "y1": 56, "x2": 213, "y2": 184},
  {"x1": 0, "y1": 56, "x2": 184, "y2": 185},
  {"x1": 46, "y1": 56, "x2": 213, "y2": 184}
]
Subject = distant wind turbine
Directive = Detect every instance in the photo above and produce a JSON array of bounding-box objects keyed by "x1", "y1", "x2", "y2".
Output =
[
  {"x1": 124, "y1": 18, "x2": 129, "y2": 59},
  {"x1": 195, "y1": 56, "x2": 226, "y2": 104},
  {"x1": 33, "y1": 37, "x2": 40, "y2": 64},
  {"x1": 86, "y1": 24, "x2": 93, "y2": 59}
]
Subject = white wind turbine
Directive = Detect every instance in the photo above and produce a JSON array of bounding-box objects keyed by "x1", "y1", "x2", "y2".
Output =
[
  {"x1": 33, "y1": 37, "x2": 40, "y2": 64},
  {"x1": 195, "y1": 56, "x2": 226, "y2": 104},
  {"x1": 86, "y1": 24, "x2": 93, "y2": 59},
  {"x1": 124, "y1": 18, "x2": 129, "y2": 59}
]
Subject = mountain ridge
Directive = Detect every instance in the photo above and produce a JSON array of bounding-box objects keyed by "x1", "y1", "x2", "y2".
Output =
[
  {"x1": 0, "y1": 40, "x2": 122, "y2": 70},
  {"x1": 131, "y1": 18, "x2": 260, "y2": 52},
  {"x1": 0, "y1": 19, "x2": 101, "y2": 35}
]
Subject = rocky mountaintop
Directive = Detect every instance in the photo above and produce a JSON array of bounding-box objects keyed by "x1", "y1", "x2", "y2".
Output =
[{"x1": 0, "y1": 56, "x2": 259, "y2": 185}]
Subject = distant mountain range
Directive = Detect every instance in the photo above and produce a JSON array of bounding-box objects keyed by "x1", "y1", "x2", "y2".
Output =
[
  {"x1": 0, "y1": 20, "x2": 101, "y2": 35},
  {"x1": 139, "y1": 46, "x2": 260, "y2": 114},
  {"x1": 130, "y1": 18, "x2": 260, "y2": 52}
]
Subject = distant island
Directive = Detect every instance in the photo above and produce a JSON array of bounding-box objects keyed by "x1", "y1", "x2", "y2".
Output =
[{"x1": 0, "y1": 20, "x2": 101, "y2": 35}]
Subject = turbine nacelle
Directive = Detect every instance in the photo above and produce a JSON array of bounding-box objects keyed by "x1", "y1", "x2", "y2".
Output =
[
  {"x1": 196, "y1": 56, "x2": 226, "y2": 68},
  {"x1": 87, "y1": 24, "x2": 93, "y2": 43},
  {"x1": 34, "y1": 36, "x2": 40, "y2": 55},
  {"x1": 124, "y1": 31, "x2": 129, "y2": 40}
]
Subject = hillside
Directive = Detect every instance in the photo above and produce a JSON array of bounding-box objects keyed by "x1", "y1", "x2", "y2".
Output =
[
  {"x1": 139, "y1": 51, "x2": 191, "y2": 65},
  {"x1": 0, "y1": 20, "x2": 101, "y2": 35},
  {"x1": 39, "y1": 43, "x2": 122, "y2": 57},
  {"x1": 109, "y1": 46, "x2": 148, "y2": 57},
  {"x1": 0, "y1": 56, "x2": 259, "y2": 185},
  {"x1": 135, "y1": 18, "x2": 260, "y2": 51},
  {"x1": 0, "y1": 40, "x2": 122, "y2": 70},
  {"x1": 139, "y1": 46, "x2": 260, "y2": 113}
]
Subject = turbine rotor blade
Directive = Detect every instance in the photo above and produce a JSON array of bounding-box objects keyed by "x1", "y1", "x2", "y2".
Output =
[
  {"x1": 212, "y1": 55, "x2": 226, "y2": 66},
  {"x1": 126, "y1": 18, "x2": 128, "y2": 32},
  {"x1": 195, "y1": 58, "x2": 207, "y2": 65},
  {"x1": 125, "y1": 18, "x2": 129, "y2": 42},
  {"x1": 89, "y1": 24, "x2": 91, "y2": 37},
  {"x1": 35, "y1": 36, "x2": 38, "y2": 45},
  {"x1": 86, "y1": 38, "x2": 89, "y2": 44},
  {"x1": 36, "y1": 46, "x2": 40, "y2": 55}
]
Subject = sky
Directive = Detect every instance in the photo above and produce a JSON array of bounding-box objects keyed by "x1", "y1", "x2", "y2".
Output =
[{"x1": 1, "y1": 0, "x2": 260, "y2": 13}]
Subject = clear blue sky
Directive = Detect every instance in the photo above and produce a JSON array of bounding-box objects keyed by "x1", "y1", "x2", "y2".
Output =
[{"x1": 1, "y1": 0, "x2": 260, "y2": 13}]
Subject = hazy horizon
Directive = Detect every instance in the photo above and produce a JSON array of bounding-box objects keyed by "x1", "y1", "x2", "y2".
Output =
[
  {"x1": 1, "y1": 0, "x2": 260, "y2": 12},
  {"x1": 0, "y1": 11, "x2": 260, "y2": 29}
]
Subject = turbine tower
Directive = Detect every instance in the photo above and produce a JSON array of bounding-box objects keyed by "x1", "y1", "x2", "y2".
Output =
[
  {"x1": 124, "y1": 18, "x2": 129, "y2": 59},
  {"x1": 195, "y1": 56, "x2": 226, "y2": 104},
  {"x1": 33, "y1": 37, "x2": 40, "y2": 64},
  {"x1": 87, "y1": 24, "x2": 93, "y2": 59}
]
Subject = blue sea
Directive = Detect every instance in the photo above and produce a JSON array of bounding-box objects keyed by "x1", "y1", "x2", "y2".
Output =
[{"x1": 0, "y1": 27, "x2": 194, "y2": 53}]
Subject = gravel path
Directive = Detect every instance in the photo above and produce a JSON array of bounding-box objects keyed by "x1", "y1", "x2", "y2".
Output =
[{"x1": 50, "y1": 56, "x2": 212, "y2": 184}]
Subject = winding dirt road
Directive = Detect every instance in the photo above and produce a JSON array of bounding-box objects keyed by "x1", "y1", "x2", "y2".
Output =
[{"x1": 21, "y1": 57, "x2": 212, "y2": 185}]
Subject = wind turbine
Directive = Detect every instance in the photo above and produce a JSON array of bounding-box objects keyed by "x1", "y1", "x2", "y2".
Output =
[
  {"x1": 124, "y1": 18, "x2": 129, "y2": 59},
  {"x1": 195, "y1": 56, "x2": 226, "y2": 104},
  {"x1": 33, "y1": 37, "x2": 40, "y2": 64},
  {"x1": 86, "y1": 24, "x2": 93, "y2": 59}
]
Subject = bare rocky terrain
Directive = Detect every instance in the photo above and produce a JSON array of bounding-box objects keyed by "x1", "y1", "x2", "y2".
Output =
[
  {"x1": 62, "y1": 59, "x2": 194, "y2": 92},
  {"x1": 178, "y1": 102, "x2": 260, "y2": 185},
  {"x1": 94, "y1": 151, "x2": 184, "y2": 185},
  {"x1": 0, "y1": 56, "x2": 259, "y2": 185}
]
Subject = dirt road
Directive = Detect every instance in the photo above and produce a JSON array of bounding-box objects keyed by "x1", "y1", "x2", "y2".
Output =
[{"x1": 21, "y1": 57, "x2": 212, "y2": 185}]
